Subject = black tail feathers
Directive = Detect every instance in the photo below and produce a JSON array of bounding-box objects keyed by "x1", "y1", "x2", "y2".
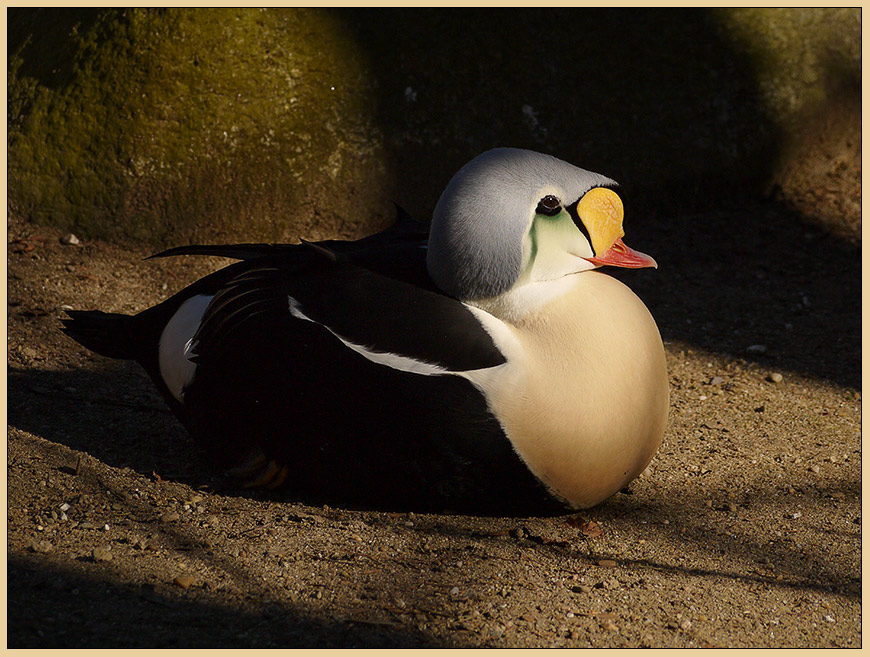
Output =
[{"x1": 61, "y1": 310, "x2": 141, "y2": 360}]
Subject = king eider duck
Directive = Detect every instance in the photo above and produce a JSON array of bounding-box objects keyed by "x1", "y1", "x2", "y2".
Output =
[{"x1": 62, "y1": 148, "x2": 668, "y2": 515}]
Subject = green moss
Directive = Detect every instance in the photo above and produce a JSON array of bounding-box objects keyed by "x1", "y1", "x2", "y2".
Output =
[
  {"x1": 9, "y1": 9, "x2": 860, "y2": 243},
  {"x1": 9, "y1": 8, "x2": 393, "y2": 245},
  {"x1": 713, "y1": 8, "x2": 860, "y2": 124}
]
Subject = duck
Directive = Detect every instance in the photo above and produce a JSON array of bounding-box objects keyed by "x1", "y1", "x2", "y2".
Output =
[{"x1": 62, "y1": 148, "x2": 668, "y2": 515}]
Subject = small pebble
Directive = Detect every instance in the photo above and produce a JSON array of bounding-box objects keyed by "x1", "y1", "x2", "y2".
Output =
[
  {"x1": 450, "y1": 586, "x2": 460, "y2": 595},
  {"x1": 809, "y1": 465, "x2": 820, "y2": 474},
  {"x1": 31, "y1": 540, "x2": 54, "y2": 554},
  {"x1": 602, "y1": 620, "x2": 618, "y2": 631},
  {"x1": 680, "y1": 619, "x2": 693, "y2": 631},
  {"x1": 59, "y1": 503, "x2": 71, "y2": 512},
  {"x1": 60, "y1": 233, "x2": 80, "y2": 246},
  {"x1": 92, "y1": 545, "x2": 112, "y2": 562},
  {"x1": 824, "y1": 615, "x2": 835, "y2": 623},
  {"x1": 786, "y1": 512, "x2": 802, "y2": 520},
  {"x1": 161, "y1": 511, "x2": 180, "y2": 523},
  {"x1": 728, "y1": 503, "x2": 738, "y2": 513},
  {"x1": 709, "y1": 376, "x2": 725, "y2": 386},
  {"x1": 597, "y1": 559, "x2": 617, "y2": 568},
  {"x1": 174, "y1": 575, "x2": 196, "y2": 589},
  {"x1": 768, "y1": 372, "x2": 783, "y2": 383},
  {"x1": 746, "y1": 344, "x2": 767, "y2": 354}
]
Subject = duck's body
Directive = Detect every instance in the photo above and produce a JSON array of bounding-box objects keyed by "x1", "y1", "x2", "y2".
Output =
[
  {"x1": 63, "y1": 148, "x2": 668, "y2": 515},
  {"x1": 467, "y1": 271, "x2": 667, "y2": 509}
]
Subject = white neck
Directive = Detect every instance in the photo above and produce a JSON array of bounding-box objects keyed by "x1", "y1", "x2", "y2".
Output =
[{"x1": 467, "y1": 272, "x2": 587, "y2": 324}]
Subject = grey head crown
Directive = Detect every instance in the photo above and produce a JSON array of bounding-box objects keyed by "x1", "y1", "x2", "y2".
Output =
[{"x1": 426, "y1": 148, "x2": 616, "y2": 300}]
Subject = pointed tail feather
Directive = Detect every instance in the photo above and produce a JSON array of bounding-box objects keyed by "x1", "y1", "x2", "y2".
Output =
[{"x1": 60, "y1": 310, "x2": 140, "y2": 360}]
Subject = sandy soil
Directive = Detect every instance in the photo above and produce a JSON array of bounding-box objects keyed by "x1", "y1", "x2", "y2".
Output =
[{"x1": 6, "y1": 190, "x2": 860, "y2": 647}]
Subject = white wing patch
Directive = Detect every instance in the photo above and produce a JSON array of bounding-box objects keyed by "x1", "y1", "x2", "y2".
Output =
[
  {"x1": 159, "y1": 294, "x2": 213, "y2": 401},
  {"x1": 288, "y1": 296, "x2": 450, "y2": 377}
]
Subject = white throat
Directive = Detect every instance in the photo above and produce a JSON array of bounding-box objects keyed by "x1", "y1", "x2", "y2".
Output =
[{"x1": 467, "y1": 273, "x2": 585, "y2": 324}]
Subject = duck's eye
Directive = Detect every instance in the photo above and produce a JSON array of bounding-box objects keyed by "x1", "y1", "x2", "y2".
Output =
[{"x1": 536, "y1": 194, "x2": 562, "y2": 216}]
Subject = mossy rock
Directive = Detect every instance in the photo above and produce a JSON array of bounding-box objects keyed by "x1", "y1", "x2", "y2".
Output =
[
  {"x1": 715, "y1": 8, "x2": 860, "y2": 125},
  {"x1": 9, "y1": 9, "x2": 860, "y2": 246},
  {"x1": 8, "y1": 8, "x2": 393, "y2": 245}
]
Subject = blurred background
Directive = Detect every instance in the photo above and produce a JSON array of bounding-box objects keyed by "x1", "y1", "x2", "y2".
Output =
[
  {"x1": 8, "y1": 8, "x2": 860, "y2": 244},
  {"x1": 7, "y1": 8, "x2": 861, "y2": 387}
]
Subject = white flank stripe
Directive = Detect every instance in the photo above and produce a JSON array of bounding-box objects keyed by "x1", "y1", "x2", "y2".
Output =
[{"x1": 159, "y1": 294, "x2": 213, "y2": 401}]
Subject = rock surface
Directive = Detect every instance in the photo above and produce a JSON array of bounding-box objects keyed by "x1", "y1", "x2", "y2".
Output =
[
  {"x1": 8, "y1": 8, "x2": 392, "y2": 245},
  {"x1": 8, "y1": 9, "x2": 860, "y2": 245}
]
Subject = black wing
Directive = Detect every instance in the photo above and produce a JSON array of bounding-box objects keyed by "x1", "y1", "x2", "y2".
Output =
[
  {"x1": 190, "y1": 256, "x2": 506, "y2": 373},
  {"x1": 148, "y1": 204, "x2": 437, "y2": 294}
]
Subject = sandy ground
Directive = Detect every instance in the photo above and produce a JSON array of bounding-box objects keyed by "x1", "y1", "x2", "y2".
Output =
[{"x1": 6, "y1": 190, "x2": 861, "y2": 647}]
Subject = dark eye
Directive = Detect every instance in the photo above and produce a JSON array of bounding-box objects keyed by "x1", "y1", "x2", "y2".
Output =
[{"x1": 536, "y1": 194, "x2": 562, "y2": 216}]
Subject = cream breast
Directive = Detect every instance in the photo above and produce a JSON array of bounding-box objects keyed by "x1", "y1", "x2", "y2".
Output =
[{"x1": 468, "y1": 271, "x2": 668, "y2": 509}]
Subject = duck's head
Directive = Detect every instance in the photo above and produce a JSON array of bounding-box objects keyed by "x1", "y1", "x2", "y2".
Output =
[{"x1": 427, "y1": 148, "x2": 656, "y2": 302}]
